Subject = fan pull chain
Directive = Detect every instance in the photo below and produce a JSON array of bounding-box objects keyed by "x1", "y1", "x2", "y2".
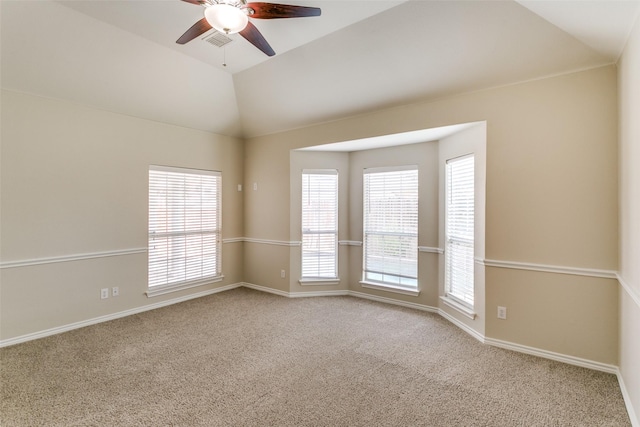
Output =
[{"x1": 223, "y1": 45, "x2": 227, "y2": 67}]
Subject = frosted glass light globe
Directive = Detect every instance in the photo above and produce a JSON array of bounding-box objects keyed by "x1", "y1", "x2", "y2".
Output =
[{"x1": 204, "y1": 4, "x2": 249, "y2": 34}]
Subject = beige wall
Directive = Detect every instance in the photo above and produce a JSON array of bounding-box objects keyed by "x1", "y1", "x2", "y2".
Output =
[
  {"x1": 244, "y1": 65, "x2": 619, "y2": 364},
  {"x1": 0, "y1": 90, "x2": 244, "y2": 340},
  {"x1": 618, "y1": 11, "x2": 640, "y2": 425}
]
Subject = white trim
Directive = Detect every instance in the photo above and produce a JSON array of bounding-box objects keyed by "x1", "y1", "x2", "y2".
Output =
[
  {"x1": 418, "y1": 246, "x2": 444, "y2": 254},
  {"x1": 437, "y1": 308, "x2": 485, "y2": 342},
  {"x1": 349, "y1": 290, "x2": 438, "y2": 314},
  {"x1": 618, "y1": 273, "x2": 640, "y2": 310},
  {"x1": 617, "y1": 369, "x2": 640, "y2": 427},
  {"x1": 240, "y1": 282, "x2": 291, "y2": 297},
  {"x1": 145, "y1": 275, "x2": 224, "y2": 298},
  {"x1": 242, "y1": 282, "x2": 348, "y2": 298},
  {"x1": 483, "y1": 337, "x2": 619, "y2": 374},
  {"x1": 484, "y1": 258, "x2": 617, "y2": 279},
  {"x1": 359, "y1": 281, "x2": 420, "y2": 296},
  {"x1": 0, "y1": 283, "x2": 242, "y2": 348},
  {"x1": 338, "y1": 240, "x2": 363, "y2": 246},
  {"x1": 298, "y1": 278, "x2": 341, "y2": 286},
  {"x1": 440, "y1": 296, "x2": 476, "y2": 319},
  {"x1": 0, "y1": 248, "x2": 147, "y2": 269},
  {"x1": 363, "y1": 164, "x2": 418, "y2": 174},
  {"x1": 302, "y1": 168, "x2": 338, "y2": 175},
  {"x1": 244, "y1": 238, "x2": 301, "y2": 247},
  {"x1": 149, "y1": 164, "x2": 220, "y2": 177},
  {"x1": 289, "y1": 290, "x2": 350, "y2": 298},
  {"x1": 222, "y1": 237, "x2": 244, "y2": 244}
]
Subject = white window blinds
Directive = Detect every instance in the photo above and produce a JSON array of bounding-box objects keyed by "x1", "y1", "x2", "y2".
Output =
[
  {"x1": 301, "y1": 170, "x2": 338, "y2": 279},
  {"x1": 148, "y1": 166, "x2": 221, "y2": 289},
  {"x1": 363, "y1": 166, "x2": 418, "y2": 289},
  {"x1": 445, "y1": 155, "x2": 475, "y2": 306}
]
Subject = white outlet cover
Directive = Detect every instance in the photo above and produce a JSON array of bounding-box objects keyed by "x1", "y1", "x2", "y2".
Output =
[{"x1": 497, "y1": 306, "x2": 507, "y2": 319}]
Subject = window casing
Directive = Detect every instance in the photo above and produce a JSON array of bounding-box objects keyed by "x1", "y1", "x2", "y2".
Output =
[
  {"x1": 301, "y1": 170, "x2": 338, "y2": 279},
  {"x1": 445, "y1": 155, "x2": 475, "y2": 306},
  {"x1": 363, "y1": 166, "x2": 418, "y2": 290},
  {"x1": 148, "y1": 166, "x2": 222, "y2": 292}
]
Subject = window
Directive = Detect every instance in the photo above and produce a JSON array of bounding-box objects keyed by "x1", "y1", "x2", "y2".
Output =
[
  {"x1": 148, "y1": 166, "x2": 222, "y2": 293},
  {"x1": 363, "y1": 166, "x2": 418, "y2": 290},
  {"x1": 445, "y1": 155, "x2": 474, "y2": 306},
  {"x1": 301, "y1": 170, "x2": 338, "y2": 279}
]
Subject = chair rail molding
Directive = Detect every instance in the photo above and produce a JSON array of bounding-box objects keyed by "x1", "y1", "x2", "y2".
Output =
[
  {"x1": 618, "y1": 273, "x2": 640, "y2": 309},
  {"x1": 484, "y1": 259, "x2": 617, "y2": 279},
  {"x1": 0, "y1": 248, "x2": 148, "y2": 269}
]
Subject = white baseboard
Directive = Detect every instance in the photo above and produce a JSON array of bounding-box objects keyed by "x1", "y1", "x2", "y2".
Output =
[
  {"x1": 617, "y1": 369, "x2": 640, "y2": 427},
  {"x1": 0, "y1": 283, "x2": 242, "y2": 348},
  {"x1": 483, "y1": 337, "x2": 618, "y2": 374},
  {"x1": 290, "y1": 290, "x2": 350, "y2": 297},
  {"x1": 437, "y1": 308, "x2": 485, "y2": 342},
  {"x1": 242, "y1": 282, "x2": 349, "y2": 298},
  {"x1": 240, "y1": 282, "x2": 291, "y2": 297},
  {"x1": 348, "y1": 290, "x2": 438, "y2": 314}
]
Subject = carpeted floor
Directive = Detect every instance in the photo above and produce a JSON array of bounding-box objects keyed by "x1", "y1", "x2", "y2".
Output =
[{"x1": 0, "y1": 287, "x2": 631, "y2": 426}]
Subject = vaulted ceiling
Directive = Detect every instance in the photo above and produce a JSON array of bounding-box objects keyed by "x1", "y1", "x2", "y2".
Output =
[{"x1": 2, "y1": 0, "x2": 639, "y2": 138}]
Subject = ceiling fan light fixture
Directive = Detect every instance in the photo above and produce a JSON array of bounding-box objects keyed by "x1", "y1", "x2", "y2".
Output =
[{"x1": 204, "y1": 3, "x2": 248, "y2": 34}]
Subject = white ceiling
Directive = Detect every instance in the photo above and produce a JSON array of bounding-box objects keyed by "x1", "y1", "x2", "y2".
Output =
[
  {"x1": 298, "y1": 122, "x2": 481, "y2": 151},
  {"x1": 57, "y1": 0, "x2": 405, "y2": 75},
  {"x1": 2, "y1": 0, "x2": 639, "y2": 139}
]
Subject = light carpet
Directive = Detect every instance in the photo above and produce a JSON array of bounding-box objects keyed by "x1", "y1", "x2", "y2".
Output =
[{"x1": 0, "y1": 287, "x2": 630, "y2": 426}]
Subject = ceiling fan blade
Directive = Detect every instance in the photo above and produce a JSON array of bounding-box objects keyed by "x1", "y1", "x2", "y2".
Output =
[
  {"x1": 239, "y1": 21, "x2": 275, "y2": 56},
  {"x1": 245, "y1": 2, "x2": 321, "y2": 19},
  {"x1": 176, "y1": 17, "x2": 212, "y2": 45}
]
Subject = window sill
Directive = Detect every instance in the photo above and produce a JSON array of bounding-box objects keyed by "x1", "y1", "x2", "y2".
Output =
[
  {"x1": 146, "y1": 275, "x2": 224, "y2": 298},
  {"x1": 440, "y1": 296, "x2": 476, "y2": 319},
  {"x1": 299, "y1": 278, "x2": 340, "y2": 286},
  {"x1": 360, "y1": 281, "x2": 420, "y2": 297}
]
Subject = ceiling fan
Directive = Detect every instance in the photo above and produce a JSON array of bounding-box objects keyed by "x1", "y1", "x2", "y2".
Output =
[{"x1": 176, "y1": 0, "x2": 321, "y2": 57}]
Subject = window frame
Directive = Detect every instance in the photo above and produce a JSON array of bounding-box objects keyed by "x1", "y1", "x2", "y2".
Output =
[
  {"x1": 361, "y1": 165, "x2": 419, "y2": 294},
  {"x1": 147, "y1": 165, "x2": 223, "y2": 297},
  {"x1": 300, "y1": 169, "x2": 339, "y2": 282},
  {"x1": 444, "y1": 154, "x2": 475, "y2": 308}
]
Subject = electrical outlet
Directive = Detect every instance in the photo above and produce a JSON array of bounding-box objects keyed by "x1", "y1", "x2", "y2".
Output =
[
  {"x1": 237, "y1": 184, "x2": 242, "y2": 192},
  {"x1": 253, "y1": 182, "x2": 258, "y2": 191},
  {"x1": 112, "y1": 287, "x2": 119, "y2": 297},
  {"x1": 101, "y1": 288, "x2": 109, "y2": 299},
  {"x1": 280, "y1": 269, "x2": 286, "y2": 278},
  {"x1": 497, "y1": 306, "x2": 507, "y2": 320}
]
